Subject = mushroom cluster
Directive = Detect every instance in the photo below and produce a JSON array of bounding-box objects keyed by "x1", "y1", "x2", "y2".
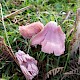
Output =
[
  {"x1": 19, "y1": 21, "x2": 65, "y2": 56},
  {"x1": 16, "y1": 21, "x2": 66, "y2": 80}
]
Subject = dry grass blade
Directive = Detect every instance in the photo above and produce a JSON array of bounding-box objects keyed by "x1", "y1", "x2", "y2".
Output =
[
  {"x1": 0, "y1": 36, "x2": 19, "y2": 66},
  {"x1": 45, "y1": 67, "x2": 64, "y2": 79},
  {"x1": 65, "y1": 11, "x2": 72, "y2": 20},
  {"x1": 0, "y1": 5, "x2": 33, "y2": 20}
]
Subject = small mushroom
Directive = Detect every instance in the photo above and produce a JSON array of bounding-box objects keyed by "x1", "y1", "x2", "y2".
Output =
[
  {"x1": 31, "y1": 21, "x2": 66, "y2": 56},
  {"x1": 19, "y1": 21, "x2": 44, "y2": 39},
  {"x1": 15, "y1": 50, "x2": 39, "y2": 80}
]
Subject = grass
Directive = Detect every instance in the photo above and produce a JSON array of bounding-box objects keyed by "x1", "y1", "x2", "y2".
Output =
[{"x1": 0, "y1": 0, "x2": 80, "y2": 80}]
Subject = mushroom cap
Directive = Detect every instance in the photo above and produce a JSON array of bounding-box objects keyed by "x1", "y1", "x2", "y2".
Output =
[
  {"x1": 31, "y1": 21, "x2": 65, "y2": 56},
  {"x1": 19, "y1": 21, "x2": 44, "y2": 39}
]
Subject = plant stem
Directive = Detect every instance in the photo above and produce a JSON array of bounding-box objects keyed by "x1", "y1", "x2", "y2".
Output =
[{"x1": 0, "y1": 3, "x2": 11, "y2": 48}]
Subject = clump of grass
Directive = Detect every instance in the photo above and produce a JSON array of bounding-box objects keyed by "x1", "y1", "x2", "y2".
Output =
[{"x1": 0, "y1": 0, "x2": 79, "y2": 80}]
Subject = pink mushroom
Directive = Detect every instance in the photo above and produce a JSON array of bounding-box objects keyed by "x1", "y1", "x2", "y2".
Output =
[
  {"x1": 19, "y1": 21, "x2": 44, "y2": 39},
  {"x1": 31, "y1": 21, "x2": 66, "y2": 56},
  {"x1": 15, "y1": 50, "x2": 38, "y2": 80}
]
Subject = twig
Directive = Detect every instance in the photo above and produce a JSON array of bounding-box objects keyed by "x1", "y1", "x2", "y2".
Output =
[
  {"x1": 0, "y1": 5, "x2": 33, "y2": 20},
  {"x1": 0, "y1": 36, "x2": 19, "y2": 66},
  {"x1": 71, "y1": 8, "x2": 80, "y2": 56}
]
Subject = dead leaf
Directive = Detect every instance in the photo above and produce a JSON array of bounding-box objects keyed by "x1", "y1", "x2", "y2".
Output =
[{"x1": 45, "y1": 67, "x2": 64, "y2": 79}]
